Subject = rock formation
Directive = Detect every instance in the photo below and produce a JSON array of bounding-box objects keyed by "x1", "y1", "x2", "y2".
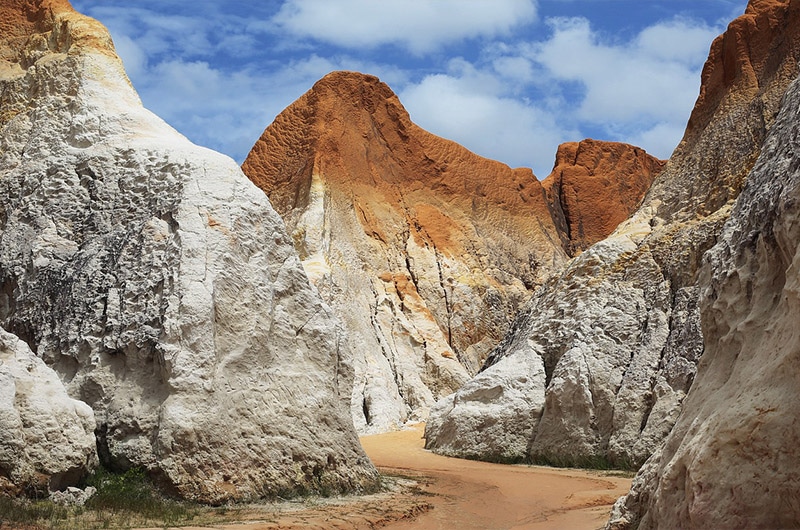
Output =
[
  {"x1": 426, "y1": 0, "x2": 800, "y2": 468},
  {"x1": 610, "y1": 69, "x2": 800, "y2": 530},
  {"x1": 242, "y1": 72, "x2": 660, "y2": 433},
  {"x1": 608, "y1": 1, "x2": 800, "y2": 527},
  {"x1": 543, "y1": 139, "x2": 665, "y2": 255},
  {"x1": 0, "y1": 328, "x2": 97, "y2": 496},
  {"x1": 0, "y1": 0, "x2": 378, "y2": 502}
]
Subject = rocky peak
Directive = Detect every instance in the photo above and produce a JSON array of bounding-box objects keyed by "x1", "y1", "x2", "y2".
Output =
[
  {"x1": 245, "y1": 71, "x2": 556, "y2": 233},
  {"x1": 542, "y1": 139, "x2": 665, "y2": 255},
  {"x1": 655, "y1": 0, "x2": 800, "y2": 219},
  {"x1": 243, "y1": 70, "x2": 661, "y2": 433},
  {"x1": 0, "y1": 0, "x2": 117, "y2": 70},
  {"x1": 244, "y1": 70, "x2": 569, "y2": 432}
]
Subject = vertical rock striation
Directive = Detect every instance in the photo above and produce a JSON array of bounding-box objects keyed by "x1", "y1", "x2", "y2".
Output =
[
  {"x1": 0, "y1": 0, "x2": 377, "y2": 501},
  {"x1": 426, "y1": 0, "x2": 800, "y2": 468},
  {"x1": 242, "y1": 72, "x2": 659, "y2": 433}
]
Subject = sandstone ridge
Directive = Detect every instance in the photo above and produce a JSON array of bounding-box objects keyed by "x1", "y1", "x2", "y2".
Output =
[
  {"x1": 543, "y1": 139, "x2": 664, "y2": 255},
  {"x1": 0, "y1": 0, "x2": 378, "y2": 501},
  {"x1": 242, "y1": 71, "x2": 660, "y2": 433}
]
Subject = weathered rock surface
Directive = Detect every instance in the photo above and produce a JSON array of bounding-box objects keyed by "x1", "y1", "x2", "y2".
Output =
[
  {"x1": 426, "y1": 0, "x2": 800, "y2": 468},
  {"x1": 609, "y1": 21, "x2": 800, "y2": 530},
  {"x1": 0, "y1": 0, "x2": 377, "y2": 502},
  {"x1": 542, "y1": 139, "x2": 664, "y2": 255},
  {"x1": 242, "y1": 72, "x2": 659, "y2": 433},
  {"x1": 242, "y1": 71, "x2": 567, "y2": 432},
  {"x1": 0, "y1": 327, "x2": 97, "y2": 495}
]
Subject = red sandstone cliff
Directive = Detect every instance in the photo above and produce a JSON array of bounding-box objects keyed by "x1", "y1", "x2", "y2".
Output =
[{"x1": 542, "y1": 139, "x2": 664, "y2": 255}]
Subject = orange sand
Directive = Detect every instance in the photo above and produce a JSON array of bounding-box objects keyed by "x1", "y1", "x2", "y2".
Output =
[
  {"x1": 359, "y1": 424, "x2": 630, "y2": 530},
  {"x1": 150, "y1": 423, "x2": 630, "y2": 529}
]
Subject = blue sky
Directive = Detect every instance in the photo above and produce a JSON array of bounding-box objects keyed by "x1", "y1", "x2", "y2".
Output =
[{"x1": 72, "y1": 0, "x2": 747, "y2": 178}]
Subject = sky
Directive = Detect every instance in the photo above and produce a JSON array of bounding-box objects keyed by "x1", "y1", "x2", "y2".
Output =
[{"x1": 72, "y1": 0, "x2": 748, "y2": 178}]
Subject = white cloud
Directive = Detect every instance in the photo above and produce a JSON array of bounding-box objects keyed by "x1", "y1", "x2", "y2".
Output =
[
  {"x1": 397, "y1": 13, "x2": 724, "y2": 175},
  {"x1": 627, "y1": 122, "x2": 688, "y2": 160},
  {"x1": 520, "y1": 15, "x2": 721, "y2": 158},
  {"x1": 400, "y1": 74, "x2": 578, "y2": 177},
  {"x1": 273, "y1": 0, "x2": 537, "y2": 54}
]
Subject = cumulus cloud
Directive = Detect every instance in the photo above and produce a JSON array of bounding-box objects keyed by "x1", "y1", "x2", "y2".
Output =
[
  {"x1": 72, "y1": 0, "x2": 732, "y2": 174},
  {"x1": 533, "y1": 16, "x2": 718, "y2": 129},
  {"x1": 272, "y1": 0, "x2": 537, "y2": 54},
  {"x1": 400, "y1": 67, "x2": 577, "y2": 177},
  {"x1": 396, "y1": 13, "x2": 725, "y2": 171}
]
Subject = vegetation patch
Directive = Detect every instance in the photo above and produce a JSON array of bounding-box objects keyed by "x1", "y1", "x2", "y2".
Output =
[{"x1": 0, "y1": 467, "x2": 201, "y2": 530}]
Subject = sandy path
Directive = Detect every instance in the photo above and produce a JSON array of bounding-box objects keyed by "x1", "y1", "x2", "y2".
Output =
[
  {"x1": 144, "y1": 424, "x2": 630, "y2": 529},
  {"x1": 359, "y1": 424, "x2": 630, "y2": 530}
]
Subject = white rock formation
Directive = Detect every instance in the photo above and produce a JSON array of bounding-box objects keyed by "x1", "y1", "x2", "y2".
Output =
[
  {"x1": 0, "y1": 1, "x2": 377, "y2": 502},
  {"x1": 426, "y1": 0, "x2": 800, "y2": 467},
  {"x1": 607, "y1": 69, "x2": 800, "y2": 530},
  {"x1": 0, "y1": 328, "x2": 97, "y2": 495}
]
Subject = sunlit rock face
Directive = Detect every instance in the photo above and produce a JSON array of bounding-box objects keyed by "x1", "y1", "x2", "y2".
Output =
[
  {"x1": 543, "y1": 139, "x2": 665, "y2": 256},
  {"x1": 242, "y1": 70, "x2": 567, "y2": 432},
  {"x1": 0, "y1": 327, "x2": 97, "y2": 495},
  {"x1": 426, "y1": 0, "x2": 800, "y2": 469},
  {"x1": 242, "y1": 71, "x2": 660, "y2": 433},
  {"x1": 608, "y1": 1, "x2": 800, "y2": 528},
  {"x1": 0, "y1": 0, "x2": 378, "y2": 503}
]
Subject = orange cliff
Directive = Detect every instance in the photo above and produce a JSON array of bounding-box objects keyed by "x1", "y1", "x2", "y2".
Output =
[
  {"x1": 542, "y1": 139, "x2": 664, "y2": 255},
  {"x1": 657, "y1": 0, "x2": 800, "y2": 218},
  {"x1": 241, "y1": 70, "x2": 662, "y2": 432}
]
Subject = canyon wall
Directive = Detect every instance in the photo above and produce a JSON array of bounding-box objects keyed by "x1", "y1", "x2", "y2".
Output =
[
  {"x1": 426, "y1": 0, "x2": 800, "y2": 467},
  {"x1": 242, "y1": 73, "x2": 660, "y2": 433},
  {"x1": 0, "y1": 0, "x2": 378, "y2": 501},
  {"x1": 608, "y1": 1, "x2": 800, "y2": 527}
]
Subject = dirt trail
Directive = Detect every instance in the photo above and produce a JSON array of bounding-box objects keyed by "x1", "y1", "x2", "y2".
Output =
[
  {"x1": 359, "y1": 424, "x2": 630, "y2": 529},
  {"x1": 146, "y1": 424, "x2": 630, "y2": 529}
]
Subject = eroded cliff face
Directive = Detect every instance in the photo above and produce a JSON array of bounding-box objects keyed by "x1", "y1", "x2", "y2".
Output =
[
  {"x1": 0, "y1": 0, "x2": 378, "y2": 501},
  {"x1": 425, "y1": 0, "x2": 800, "y2": 467},
  {"x1": 608, "y1": 3, "x2": 800, "y2": 528},
  {"x1": 242, "y1": 72, "x2": 659, "y2": 432},
  {"x1": 243, "y1": 71, "x2": 568, "y2": 432},
  {"x1": 543, "y1": 140, "x2": 664, "y2": 256},
  {"x1": 610, "y1": 69, "x2": 800, "y2": 530}
]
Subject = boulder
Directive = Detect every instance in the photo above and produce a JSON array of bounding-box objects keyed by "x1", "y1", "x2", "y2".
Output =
[{"x1": 0, "y1": 328, "x2": 97, "y2": 495}]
